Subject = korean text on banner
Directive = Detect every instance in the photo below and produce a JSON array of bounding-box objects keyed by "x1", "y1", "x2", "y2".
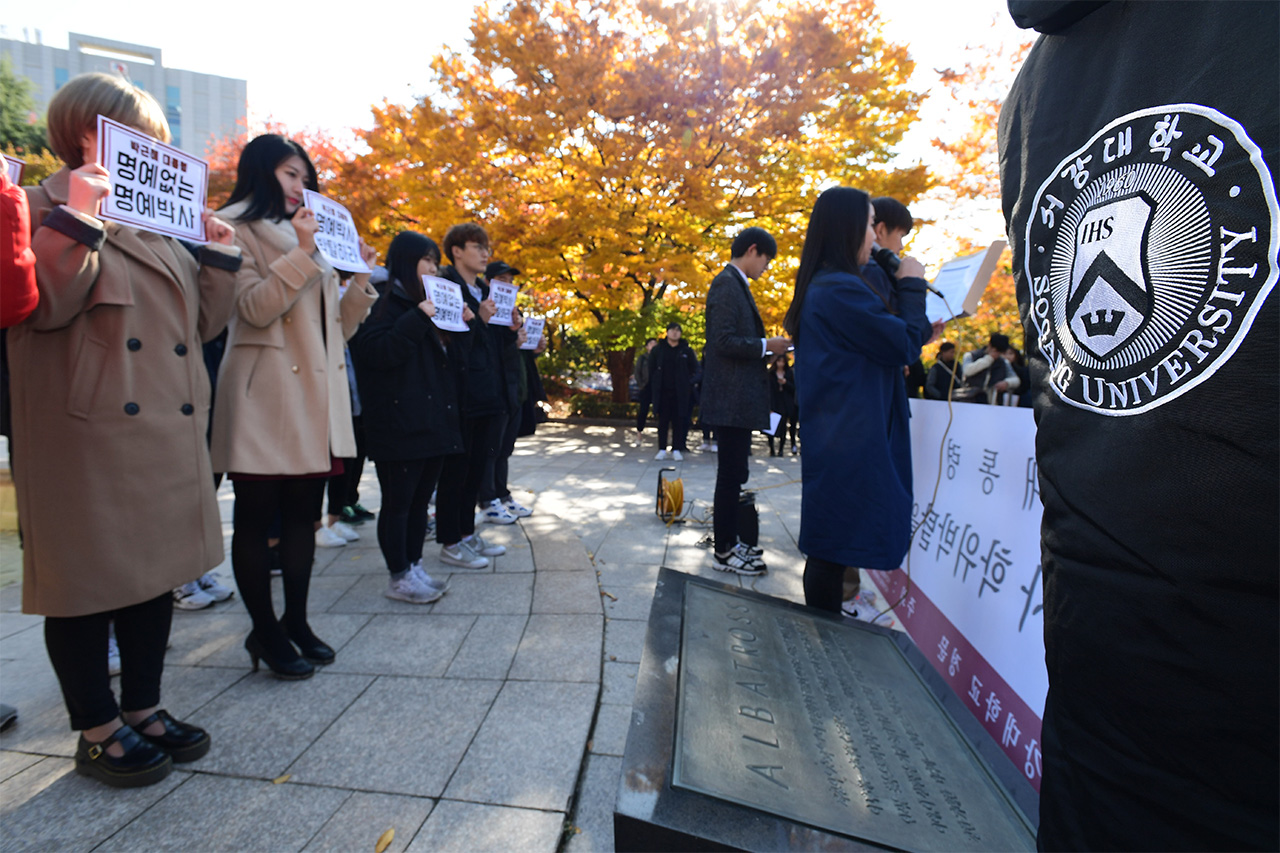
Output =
[
  {"x1": 520, "y1": 317, "x2": 546, "y2": 351},
  {"x1": 97, "y1": 115, "x2": 207, "y2": 242},
  {"x1": 488, "y1": 281, "x2": 517, "y2": 326},
  {"x1": 302, "y1": 189, "x2": 369, "y2": 273},
  {"x1": 424, "y1": 276, "x2": 469, "y2": 333},
  {"x1": 866, "y1": 398, "x2": 1047, "y2": 791},
  {"x1": 4, "y1": 155, "x2": 23, "y2": 185}
]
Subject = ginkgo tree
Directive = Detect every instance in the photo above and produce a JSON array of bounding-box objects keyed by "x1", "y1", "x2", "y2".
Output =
[{"x1": 349, "y1": 0, "x2": 929, "y2": 398}]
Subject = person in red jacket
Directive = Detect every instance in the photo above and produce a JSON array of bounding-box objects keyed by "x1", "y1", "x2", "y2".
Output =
[{"x1": 1, "y1": 167, "x2": 39, "y2": 326}]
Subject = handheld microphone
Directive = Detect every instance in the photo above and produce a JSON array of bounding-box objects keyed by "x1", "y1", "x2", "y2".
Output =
[{"x1": 874, "y1": 246, "x2": 943, "y2": 296}]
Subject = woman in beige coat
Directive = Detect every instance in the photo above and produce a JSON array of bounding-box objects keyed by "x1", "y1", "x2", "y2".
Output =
[
  {"x1": 210, "y1": 134, "x2": 376, "y2": 679},
  {"x1": 9, "y1": 72, "x2": 239, "y2": 788}
]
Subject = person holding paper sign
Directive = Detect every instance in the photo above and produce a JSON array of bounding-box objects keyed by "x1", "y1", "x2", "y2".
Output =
[
  {"x1": 210, "y1": 134, "x2": 378, "y2": 679},
  {"x1": 782, "y1": 187, "x2": 932, "y2": 615},
  {"x1": 10, "y1": 72, "x2": 241, "y2": 787},
  {"x1": 349, "y1": 232, "x2": 462, "y2": 603}
]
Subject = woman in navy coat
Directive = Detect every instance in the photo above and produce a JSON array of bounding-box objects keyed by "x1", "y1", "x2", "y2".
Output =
[{"x1": 782, "y1": 187, "x2": 934, "y2": 614}]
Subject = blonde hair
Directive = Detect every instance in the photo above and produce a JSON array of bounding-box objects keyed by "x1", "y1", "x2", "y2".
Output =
[{"x1": 47, "y1": 72, "x2": 170, "y2": 169}]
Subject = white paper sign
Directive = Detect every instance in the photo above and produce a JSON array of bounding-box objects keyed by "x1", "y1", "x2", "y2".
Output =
[
  {"x1": 424, "y1": 276, "x2": 469, "y2": 332},
  {"x1": 487, "y1": 281, "x2": 517, "y2": 326},
  {"x1": 764, "y1": 411, "x2": 782, "y2": 435},
  {"x1": 97, "y1": 115, "x2": 207, "y2": 242},
  {"x1": 302, "y1": 189, "x2": 369, "y2": 273},
  {"x1": 925, "y1": 240, "x2": 1007, "y2": 324},
  {"x1": 4, "y1": 155, "x2": 24, "y2": 185},
  {"x1": 519, "y1": 317, "x2": 546, "y2": 351},
  {"x1": 865, "y1": 398, "x2": 1046, "y2": 790}
]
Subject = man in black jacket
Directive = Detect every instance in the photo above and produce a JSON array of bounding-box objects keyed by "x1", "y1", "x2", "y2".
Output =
[
  {"x1": 650, "y1": 323, "x2": 698, "y2": 461},
  {"x1": 700, "y1": 227, "x2": 790, "y2": 574},
  {"x1": 999, "y1": 2, "x2": 1278, "y2": 848}
]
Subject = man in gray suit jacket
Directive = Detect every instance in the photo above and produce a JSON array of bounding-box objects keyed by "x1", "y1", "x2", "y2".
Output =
[{"x1": 701, "y1": 227, "x2": 791, "y2": 574}]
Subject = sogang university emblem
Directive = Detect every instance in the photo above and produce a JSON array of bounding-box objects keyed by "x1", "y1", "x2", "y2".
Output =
[{"x1": 1024, "y1": 104, "x2": 1277, "y2": 415}]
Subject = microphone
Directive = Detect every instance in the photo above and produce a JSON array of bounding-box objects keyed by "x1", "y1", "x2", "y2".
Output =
[{"x1": 874, "y1": 246, "x2": 943, "y2": 296}]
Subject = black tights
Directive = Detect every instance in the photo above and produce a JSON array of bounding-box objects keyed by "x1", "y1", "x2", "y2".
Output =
[
  {"x1": 232, "y1": 478, "x2": 326, "y2": 655},
  {"x1": 375, "y1": 457, "x2": 444, "y2": 576},
  {"x1": 44, "y1": 592, "x2": 173, "y2": 730},
  {"x1": 803, "y1": 555, "x2": 847, "y2": 615}
]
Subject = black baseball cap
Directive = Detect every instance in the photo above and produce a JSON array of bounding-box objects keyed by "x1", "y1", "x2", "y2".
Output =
[{"x1": 485, "y1": 261, "x2": 521, "y2": 279}]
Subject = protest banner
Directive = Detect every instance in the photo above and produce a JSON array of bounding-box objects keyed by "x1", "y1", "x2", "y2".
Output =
[
  {"x1": 302, "y1": 189, "x2": 370, "y2": 273},
  {"x1": 520, "y1": 317, "x2": 546, "y2": 351},
  {"x1": 866, "y1": 398, "x2": 1046, "y2": 791},
  {"x1": 4, "y1": 155, "x2": 23, "y2": 185},
  {"x1": 423, "y1": 276, "x2": 469, "y2": 332},
  {"x1": 97, "y1": 115, "x2": 207, "y2": 242},
  {"x1": 487, "y1": 281, "x2": 517, "y2": 326}
]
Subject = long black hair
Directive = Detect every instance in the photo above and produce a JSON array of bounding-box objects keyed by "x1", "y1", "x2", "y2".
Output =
[
  {"x1": 221, "y1": 134, "x2": 318, "y2": 222},
  {"x1": 783, "y1": 186, "x2": 883, "y2": 342},
  {"x1": 386, "y1": 231, "x2": 441, "y2": 304}
]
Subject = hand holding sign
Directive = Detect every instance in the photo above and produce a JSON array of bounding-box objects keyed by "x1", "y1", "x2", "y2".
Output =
[
  {"x1": 302, "y1": 190, "x2": 371, "y2": 273},
  {"x1": 202, "y1": 209, "x2": 235, "y2": 245},
  {"x1": 418, "y1": 297, "x2": 436, "y2": 318},
  {"x1": 477, "y1": 298, "x2": 497, "y2": 324},
  {"x1": 292, "y1": 207, "x2": 319, "y2": 253},
  {"x1": 67, "y1": 162, "x2": 111, "y2": 217}
]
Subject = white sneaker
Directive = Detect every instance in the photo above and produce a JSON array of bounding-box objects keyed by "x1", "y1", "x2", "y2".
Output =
[
  {"x1": 842, "y1": 592, "x2": 895, "y2": 627},
  {"x1": 466, "y1": 531, "x2": 506, "y2": 557},
  {"x1": 107, "y1": 634, "x2": 121, "y2": 676},
  {"x1": 503, "y1": 498, "x2": 533, "y2": 518},
  {"x1": 440, "y1": 542, "x2": 489, "y2": 569},
  {"x1": 710, "y1": 443, "x2": 718, "y2": 452},
  {"x1": 654, "y1": 449, "x2": 668, "y2": 461},
  {"x1": 409, "y1": 561, "x2": 448, "y2": 593},
  {"x1": 672, "y1": 450, "x2": 683, "y2": 461},
  {"x1": 481, "y1": 499, "x2": 517, "y2": 525},
  {"x1": 315, "y1": 526, "x2": 347, "y2": 548},
  {"x1": 330, "y1": 521, "x2": 360, "y2": 542},
  {"x1": 196, "y1": 570, "x2": 234, "y2": 602},
  {"x1": 385, "y1": 570, "x2": 443, "y2": 604},
  {"x1": 172, "y1": 581, "x2": 216, "y2": 611}
]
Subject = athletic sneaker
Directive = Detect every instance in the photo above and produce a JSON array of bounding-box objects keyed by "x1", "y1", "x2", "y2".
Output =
[
  {"x1": 196, "y1": 570, "x2": 234, "y2": 602},
  {"x1": 440, "y1": 542, "x2": 489, "y2": 569},
  {"x1": 503, "y1": 498, "x2": 533, "y2": 518},
  {"x1": 350, "y1": 503, "x2": 376, "y2": 521},
  {"x1": 672, "y1": 450, "x2": 684, "y2": 461},
  {"x1": 466, "y1": 531, "x2": 506, "y2": 557},
  {"x1": 481, "y1": 499, "x2": 517, "y2": 525},
  {"x1": 173, "y1": 581, "x2": 216, "y2": 611},
  {"x1": 315, "y1": 526, "x2": 347, "y2": 548},
  {"x1": 329, "y1": 521, "x2": 361, "y2": 542},
  {"x1": 339, "y1": 506, "x2": 366, "y2": 526},
  {"x1": 107, "y1": 633, "x2": 121, "y2": 677},
  {"x1": 737, "y1": 541, "x2": 764, "y2": 559},
  {"x1": 843, "y1": 592, "x2": 895, "y2": 628},
  {"x1": 712, "y1": 549, "x2": 767, "y2": 576},
  {"x1": 654, "y1": 449, "x2": 668, "y2": 461},
  {"x1": 409, "y1": 561, "x2": 448, "y2": 593},
  {"x1": 385, "y1": 570, "x2": 443, "y2": 604}
]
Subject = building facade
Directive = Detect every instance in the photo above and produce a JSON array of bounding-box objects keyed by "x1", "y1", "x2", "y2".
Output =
[{"x1": 1, "y1": 30, "x2": 246, "y2": 156}]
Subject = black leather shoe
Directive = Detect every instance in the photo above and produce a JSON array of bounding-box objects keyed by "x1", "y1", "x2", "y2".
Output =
[
  {"x1": 133, "y1": 709, "x2": 210, "y2": 763},
  {"x1": 75, "y1": 725, "x2": 172, "y2": 788},
  {"x1": 285, "y1": 624, "x2": 335, "y2": 665},
  {"x1": 245, "y1": 632, "x2": 314, "y2": 680}
]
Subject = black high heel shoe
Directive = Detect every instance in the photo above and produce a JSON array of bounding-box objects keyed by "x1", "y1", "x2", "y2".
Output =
[
  {"x1": 285, "y1": 623, "x2": 336, "y2": 665},
  {"x1": 245, "y1": 632, "x2": 315, "y2": 680}
]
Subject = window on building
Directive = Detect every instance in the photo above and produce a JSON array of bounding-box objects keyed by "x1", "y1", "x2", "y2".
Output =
[
  {"x1": 54, "y1": 67, "x2": 68, "y2": 89},
  {"x1": 166, "y1": 84, "x2": 182, "y2": 148}
]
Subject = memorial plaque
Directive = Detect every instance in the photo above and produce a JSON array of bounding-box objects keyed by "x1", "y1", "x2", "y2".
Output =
[{"x1": 615, "y1": 569, "x2": 1036, "y2": 852}]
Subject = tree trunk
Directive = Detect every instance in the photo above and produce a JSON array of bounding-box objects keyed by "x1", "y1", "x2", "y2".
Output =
[{"x1": 608, "y1": 349, "x2": 635, "y2": 403}]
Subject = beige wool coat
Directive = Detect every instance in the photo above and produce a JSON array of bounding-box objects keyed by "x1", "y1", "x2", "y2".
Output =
[
  {"x1": 208, "y1": 200, "x2": 376, "y2": 475},
  {"x1": 11, "y1": 168, "x2": 237, "y2": 617}
]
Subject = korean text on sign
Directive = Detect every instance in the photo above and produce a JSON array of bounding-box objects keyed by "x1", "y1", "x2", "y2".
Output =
[
  {"x1": 487, "y1": 281, "x2": 517, "y2": 326},
  {"x1": 4, "y1": 155, "x2": 23, "y2": 185},
  {"x1": 97, "y1": 115, "x2": 207, "y2": 243},
  {"x1": 302, "y1": 189, "x2": 369, "y2": 273},
  {"x1": 424, "y1": 276, "x2": 469, "y2": 333},
  {"x1": 520, "y1": 317, "x2": 546, "y2": 351}
]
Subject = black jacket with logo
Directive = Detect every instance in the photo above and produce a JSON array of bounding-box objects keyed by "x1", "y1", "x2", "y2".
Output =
[{"x1": 999, "y1": 2, "x2": 1278, "y2": 849}]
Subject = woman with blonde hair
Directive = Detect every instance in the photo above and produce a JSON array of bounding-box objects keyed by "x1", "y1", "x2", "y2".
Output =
[
  {"x1": 211, "y1": 134, "x2": 377, "y2": 679},
  {"x1": 9, "y1": 72, "x2": 240, "y2": 787}
]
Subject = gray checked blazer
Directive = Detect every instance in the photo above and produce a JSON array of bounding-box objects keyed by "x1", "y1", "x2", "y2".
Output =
[{"x1": 699, "y1": 265, "x2": 770, "y2": 430}]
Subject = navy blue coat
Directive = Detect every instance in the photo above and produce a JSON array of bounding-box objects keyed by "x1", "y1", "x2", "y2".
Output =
[{"x1": 796, "y1": 268, "x2": 930, "y2": 569}]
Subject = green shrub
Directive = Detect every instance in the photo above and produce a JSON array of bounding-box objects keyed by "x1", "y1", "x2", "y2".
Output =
[{"x1": 569, "y1": 393, "x2": 638, "y2": 419}]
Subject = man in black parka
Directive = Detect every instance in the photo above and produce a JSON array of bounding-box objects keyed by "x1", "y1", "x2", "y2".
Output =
[
  {"x1": 998, "y1": 2, "x2": 1278, "y2": 848},
  {"x1": 649, "y1": 322, "x2": 698, "y2": 460}
]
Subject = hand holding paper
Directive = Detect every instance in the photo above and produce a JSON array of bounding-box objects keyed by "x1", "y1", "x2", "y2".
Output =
[
  {"x1": 202, "y1": 210, "x2": 235, "y2": 245},
  {"x1": 292, "y1": 207, "x2": 319, "y2": 253},
  {"x1": 418, "y1": 298, "x2": 436, "y2": 318},
  {"x1": 423, "y1": 276, "x2": 469, "y2": 332},
  {"x1": 67, "y1": 162, "x2": 110, "y2": 217},
  {"x1": 478, "y1": 298, "x2": 497, "y2": 324}
]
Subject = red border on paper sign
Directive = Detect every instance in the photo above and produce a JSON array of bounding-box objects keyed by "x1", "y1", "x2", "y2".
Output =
[{"x1": 96, "y1": 115, "x2": 208, "y2": 243}]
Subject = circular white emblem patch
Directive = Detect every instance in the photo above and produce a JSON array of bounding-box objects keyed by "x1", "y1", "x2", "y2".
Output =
[{"x1": 1025, "y1": 103, "x2": 1277, "y2": 415}]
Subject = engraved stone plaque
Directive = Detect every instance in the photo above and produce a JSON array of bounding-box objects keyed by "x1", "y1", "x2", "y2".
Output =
[{"x1": 672, "y1": 581, "x2": 1034, "y2": 851}]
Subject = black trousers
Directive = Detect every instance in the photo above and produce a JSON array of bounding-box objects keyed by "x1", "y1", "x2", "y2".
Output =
[
  {"x1": 635, "y1": 385, "x2": 652, "y2": 431},
  {"x1": 656, "y1": 393, "x2": 689, "y2": 452},
  {"x1": 232, "y1": 478, "x2": 325, "y2": 649},
  {"x1": 438, "y1": 415, "x2": 492, "y2": 545},
  {"x1": 803, "y1": 555, "x2": 846, "y2": 615},
  {"x1": 327, "y1": 415, "x2": 366, "y2": 516},
  {"x1": 492, "y1": 407, "x2": 520, "y2": 503},
  {"x1": 44, "y1": 592, "x2": 173, "y2": 730},
  {"x1": 712, "y1": 426, "x2": 751, "y2": 553},
  {"x1": 478, "y1": 410, "x2": 517, "y2": 505},
  {"x1": 375, "y1": 457, "x2": 444, "y2": 576}
]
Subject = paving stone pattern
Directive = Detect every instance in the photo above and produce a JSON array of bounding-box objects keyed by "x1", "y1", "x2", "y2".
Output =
[{"x1": 0, "y1": 424, "x2": 812, "y2": 852}]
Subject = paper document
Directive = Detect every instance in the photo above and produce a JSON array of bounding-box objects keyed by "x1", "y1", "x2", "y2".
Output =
[{"x1": 925, "y1": 240, "x2": 1007, "y2": 324}]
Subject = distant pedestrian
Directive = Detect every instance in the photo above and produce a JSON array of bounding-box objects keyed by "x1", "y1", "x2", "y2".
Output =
[
  {"x1": 650, "y1": 322, "x2": 698, "y2": 461},
  {"x1": 924, "y1": 342, "x2": 959, "y2": 400},
  {"x1": 633, "y1": 337, "x2": 657, "y2": 440}
]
